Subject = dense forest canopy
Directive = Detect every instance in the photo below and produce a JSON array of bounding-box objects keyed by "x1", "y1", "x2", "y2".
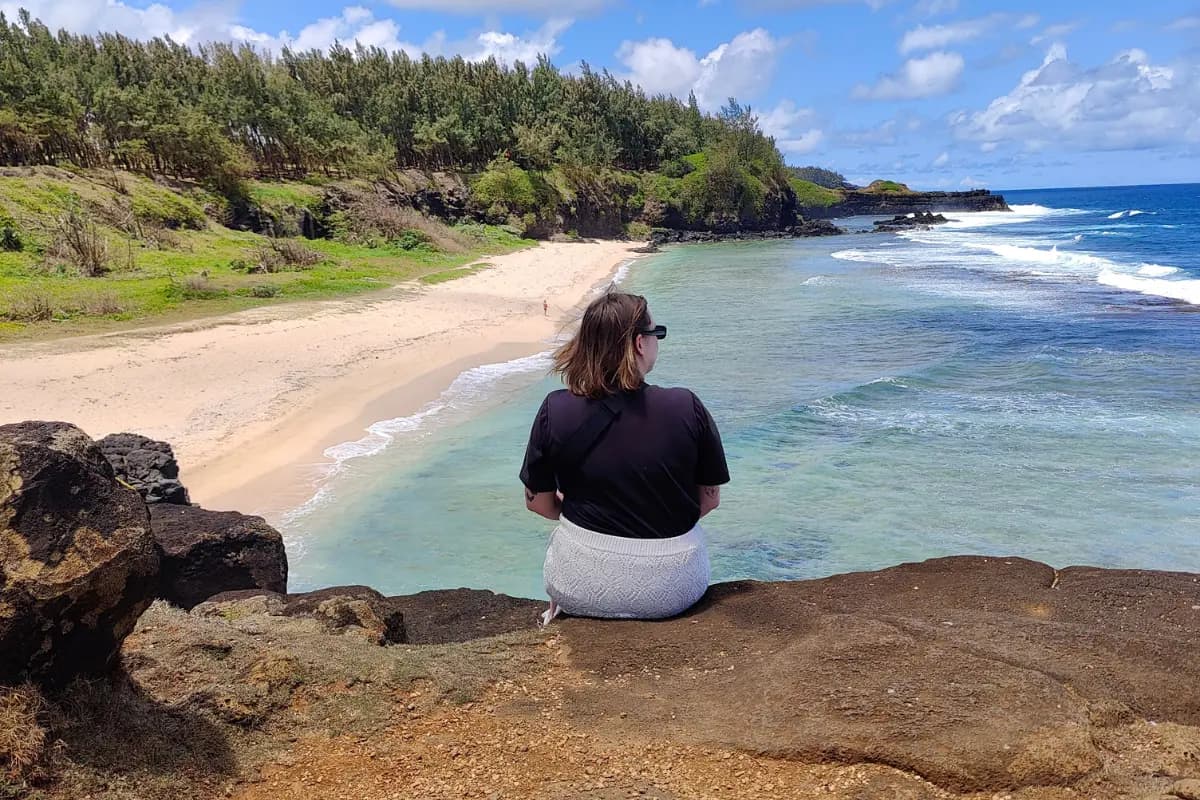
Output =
[{"x1": 0, "y1": 9, "x2": 787, "y2": 184}]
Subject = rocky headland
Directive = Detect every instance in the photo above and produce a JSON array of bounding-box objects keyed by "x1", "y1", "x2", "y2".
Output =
[
  {"x1": 801, "y1": 188, "x2": 1010, "y2": 220},
  {"x1": 3, "y1": 420, "x2": 1198, "y2": 800}
]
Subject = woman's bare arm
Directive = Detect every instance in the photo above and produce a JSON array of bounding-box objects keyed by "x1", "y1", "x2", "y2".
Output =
[
  {"x1": 698, "y1": 484, "x2": 721, "y2": 518},
  {"x1": 525, "y1": 487, "x2": 562, "y2": 520}
]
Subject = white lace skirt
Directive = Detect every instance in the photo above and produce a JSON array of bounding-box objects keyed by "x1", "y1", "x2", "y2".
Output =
[{"x1": 542, "y1": 515, "x2": 710, "y2": 620}]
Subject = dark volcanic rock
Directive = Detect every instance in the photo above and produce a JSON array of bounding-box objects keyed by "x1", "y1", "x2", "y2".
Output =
[
  {"x1": 98, "y1": 432, "x2": 191, "y2": 505},
  {"x1": 557, "y1": 556, "x2": 1200, "y2": 794},
  {"x1": 0, "y1": 421, "x2": 160, "y2": 688},
  {"x1": 802, "y1": 188, "x2": 1010, "y2": 219},
  {"x1": 649, "y1": 219, "x2": 844, "y2": 246},
  {"x1": 149, "y1": 504, "x2": 287, "y2": 609},
  {"x1": 873, "y1": 211, "x2": 949, "y2": 232}
]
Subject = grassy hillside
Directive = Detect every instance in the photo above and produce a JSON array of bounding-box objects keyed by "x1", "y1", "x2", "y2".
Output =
[
  {"x1": 787, "y1": 178, "x2": 844, "y2": 208},
  {"x1": 0, "y1": 168, "x2": 529, "y2": 341}
]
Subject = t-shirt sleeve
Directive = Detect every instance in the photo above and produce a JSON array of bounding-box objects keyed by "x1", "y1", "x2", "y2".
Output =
[
  {"x1": 693, "y1": 393, "x2": 730, "y2": 486},
  {"x1": 519, "y1": 395, "x2": 558, "y2": 493}
]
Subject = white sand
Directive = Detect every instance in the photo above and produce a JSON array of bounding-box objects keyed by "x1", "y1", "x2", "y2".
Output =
[{"x1": 0, "y1": 240, "x2": 643, "y2": 516}]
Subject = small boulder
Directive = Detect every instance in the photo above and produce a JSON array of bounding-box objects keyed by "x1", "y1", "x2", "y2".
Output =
[
  {"x1": 97, "y1": 432, "x2": 190, "y2": 505},
  {"x1": 149, "y1": 504, "x2": 287, "y2": 609},
  {"x1": 0, "y1": 421, "x2": 160, "y2": 687}
]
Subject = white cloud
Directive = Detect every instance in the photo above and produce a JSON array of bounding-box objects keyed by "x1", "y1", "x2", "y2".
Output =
[
  {"x1": 900, "y1": 16, "x2": 998, "y2": 54},
  {"x1": 758, "y1": 100, "x2": 823, "y2": 154},
  {"x1": 853, "y1": 51, "x2": 964, "y2": 100},
  {"x1": 384, "y1": 0, "x2": 609, "y2": 12},
  {"x1": 1016, "y1": 14, "x2": 1040, "y2": 30},
  {"x1": 932, "y1": 151, "x2": 949, "y2": 166},
  {"x1": 615, "y1": 38, "x2": 702, "y2": 98},
  {"x1": 2, "y1": 2, "x2": 569, "y2": 63},
  {"x1": 951, "y1": 45, "x2": 1200, "y2": 152},
  {"x1": 914, "y1": 0, "x2": 958, "y2": 14},
  {"x1": 615, "y1": 28, "x2": 782, "y2": 108},
  {"x1": 1031, "y1": 22, "x2": 1079, "y2": 45},
  {"x1": 960, "y1": 175, "x2": 982, "y2": 187},
  {"x1": 0, "y1": 0, "x2": 235, "y2": 43},
  {"x1": 1166, "y1": 16, "x2": 1200, "y2": 31}
]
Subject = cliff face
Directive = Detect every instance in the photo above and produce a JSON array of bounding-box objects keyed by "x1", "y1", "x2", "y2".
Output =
[{"x1": 801, "y1": 188, "x2": 1010, "y2": 219}]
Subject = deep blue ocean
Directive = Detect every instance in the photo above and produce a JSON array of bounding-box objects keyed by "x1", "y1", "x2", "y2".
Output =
[{"x1": 284, "y1": 183, "x2": 1200, "y2": 599}]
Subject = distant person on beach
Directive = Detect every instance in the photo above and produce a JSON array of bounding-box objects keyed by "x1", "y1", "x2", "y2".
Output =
[
  {"x1": 520, "y1": 291, "x2": 729, "y2": 623},
  {"x1": 543, "y1": 299, "x2": 549, "y2": 316}
]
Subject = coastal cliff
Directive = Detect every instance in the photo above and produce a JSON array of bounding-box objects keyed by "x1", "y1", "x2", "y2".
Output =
[
  {"x1": 3, "y1": 421, "x2": 1200, "y2": 800},
  {"x1": 801, "y1": 187, "x2": 1011, "y2": 219}
]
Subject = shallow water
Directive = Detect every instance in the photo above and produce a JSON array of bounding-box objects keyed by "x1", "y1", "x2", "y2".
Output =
[{"x1": 285, "y1": 184, "x2": 1200, "y2": 598}]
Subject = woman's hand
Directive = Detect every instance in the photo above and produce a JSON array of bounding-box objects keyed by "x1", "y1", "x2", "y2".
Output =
[
  {"x1": 524, "y1": 487, "x2": 563, "y2": 520},
  {"x1": 698, "y1": 485, "x2": 721, "y2": 518}
]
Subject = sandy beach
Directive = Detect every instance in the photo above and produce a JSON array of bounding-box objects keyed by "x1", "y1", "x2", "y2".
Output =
[{"x1": 0, "y1": 240, "x2": 643, "y2": 517}]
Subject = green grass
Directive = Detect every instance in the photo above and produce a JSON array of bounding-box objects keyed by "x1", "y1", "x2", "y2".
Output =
[
  {"x1": 862, "y1": 179, "x2": 913, "y2": 195},
  {"x1": 419, "y1": 262, "x2": 492, "y2": 284},
  {"x1": 788, "y1": 178, "x2": 844, "y2": 208},
  {"x1": 0, "y1": 167, "x2": 532, "y2": 341},
  {"x1": 246, "y1": 180, "x2": 324, "y2": 210}
]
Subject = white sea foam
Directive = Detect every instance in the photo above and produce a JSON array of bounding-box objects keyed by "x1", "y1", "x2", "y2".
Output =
[
  {"x1": 1107, "y1": 209, "x2": 1152, "y2": 219},
  {"x1": 802, "y1": 275, "x2": 830, "y2": 285},
  {"x1": 1137, "y1": 264, "x2": 1181, "y2": 277},
  {"x1": 1098, "y1": 270, "x2": 1200, "y2": 305},
  {"x1": 283, "y1": 350, "x2": 554, "y2": 524}
]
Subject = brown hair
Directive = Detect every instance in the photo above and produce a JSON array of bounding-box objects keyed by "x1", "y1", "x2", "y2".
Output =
[{"x1": 553, "y1": 291, "x2": 651, "y2": 398}]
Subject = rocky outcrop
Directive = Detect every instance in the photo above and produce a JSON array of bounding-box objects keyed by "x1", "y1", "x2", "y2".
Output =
[
  {"x1": 558, "y1": 555, "x2": 1200, "y2": 794},
  {"x1": 149, "y1": 504, "x2": 287, "y2": 609},
  {"x1": 873, "y1": 211, "x2": 950, "y2": 232},
  {"x1": 802, "y1": 188, "x2": 1009, "y2": 219},
  {"x1": 97, "y1": 432, "x2": 191, "y2": 505},
  {"x1": 195, "y1": 585, "x2": 542, "y2": 645},
  {"x1": 196, "y1": 585, "x2": 406, "y2": 645},
  {"x1": 0, "y1": 421, "x2": 159, "y2": 687},
  {"x1": 648, "y1": 219, "x2": 844, "y2": 247}
]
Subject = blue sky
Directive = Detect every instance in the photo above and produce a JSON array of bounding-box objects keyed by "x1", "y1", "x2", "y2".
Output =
[{"x1": 4, "y1": 0, "x2": 1199, "y2": 189}]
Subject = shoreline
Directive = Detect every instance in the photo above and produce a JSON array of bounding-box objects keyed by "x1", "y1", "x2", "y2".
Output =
[{"x1": 0, "y1": 240, "x2": 645, "y2": 519}]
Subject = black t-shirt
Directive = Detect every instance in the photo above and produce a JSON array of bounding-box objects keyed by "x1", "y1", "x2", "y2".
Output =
[{"x1": 520, "y1": 384, "x2": 730, "y2": 539}]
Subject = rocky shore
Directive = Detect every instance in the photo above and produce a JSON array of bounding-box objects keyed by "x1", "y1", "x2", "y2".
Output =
[
  {"x1": 3, "y1": 420, "x2": 1199, "y2": 800},
  {"x1": 801, "y1": 188, "x2": 1010, "y2": 219}
]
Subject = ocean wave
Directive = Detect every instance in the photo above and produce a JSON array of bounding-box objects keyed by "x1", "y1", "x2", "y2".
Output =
[
  {"x1": 1097, "y1": 269, "x2": 1200, "y2": 305},
  {"x1": 1137, "y1": 264, "x2": 1181, "y2": 277},
  {"x1": 283, "y1": 350, "x2": 554, "y2": 523},
  {"x1": 802, "y1": 275, "x2": 831, "y2": 285},
  {"x1": 1107, "y1": 209, "x2": 1152, "y2": 219}
]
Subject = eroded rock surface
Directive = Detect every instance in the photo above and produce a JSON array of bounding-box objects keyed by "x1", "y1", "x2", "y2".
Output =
[
  {"x1": 150, "y1": 504, "x2": 287, "y2": 609},
  {"x1": 97, "y1": 432, "x2": 191, "y2": 505},
  {"x1": 0, "y1": 421, "x2": 159, "y2": 687},
  {"x1": 557, "y1": 556, "x2": 1200, "y2": 794}
]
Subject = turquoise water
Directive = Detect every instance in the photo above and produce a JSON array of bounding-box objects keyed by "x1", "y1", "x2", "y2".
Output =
[{"x1": 286, "y1": 184, "x2": 1200, "y2": 599}]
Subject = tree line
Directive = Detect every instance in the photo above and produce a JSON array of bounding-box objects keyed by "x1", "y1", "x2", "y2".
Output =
[{"x1": 0, "y1": 10, "x2": 786, "y2": 186}]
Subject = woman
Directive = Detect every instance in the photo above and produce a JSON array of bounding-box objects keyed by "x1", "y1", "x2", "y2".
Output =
[{"x1": 520, "y1": 291, "x2": 729, "y2": 622}]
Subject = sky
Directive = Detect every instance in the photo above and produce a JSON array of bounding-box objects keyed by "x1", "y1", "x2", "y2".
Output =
[{"x1": 3, "y1": 0, "x2": 1199, "y2": 189}]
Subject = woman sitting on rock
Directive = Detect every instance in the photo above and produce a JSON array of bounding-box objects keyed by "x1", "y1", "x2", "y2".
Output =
[{"x1": 520, "y1": 290, "x2": 729, "y2": 623}]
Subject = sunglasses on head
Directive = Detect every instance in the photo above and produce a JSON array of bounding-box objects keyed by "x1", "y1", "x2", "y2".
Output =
[{"x1": 637, "y1": 324, "x2": 667, "y2": 340}]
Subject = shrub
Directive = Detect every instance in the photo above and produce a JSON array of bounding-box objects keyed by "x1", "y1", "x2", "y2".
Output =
[
  {"x1": 250, "y1": 284, "x2": 279, "y2": 298},
  {"x1": 1, "y1": 289, "x2": 57, "y2": 322},
  {"x1": 78, "y1": 290, "x2": 125, "y2": 316},
  {"x1": 49, "y1": 208, "x2": 108, "y2": 276},
  {"x1": 171, "y1": 273, "x2": 227, "y2": 299},
  {"x1": 337, "y1": 193, "x2": 470, "y2": 253},
  {"x1": 247, "y1": 240, "x2": 324, "y2": 273},
  {"x1": 0, "y1": 216, "x2": 20, "y2": 251},
  {"x1": 625, "y1": 221, "x2": 651, "y2": 240}
]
